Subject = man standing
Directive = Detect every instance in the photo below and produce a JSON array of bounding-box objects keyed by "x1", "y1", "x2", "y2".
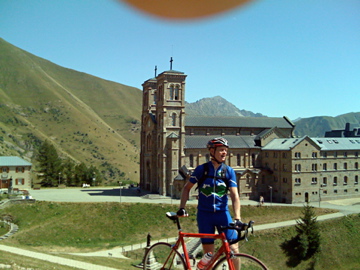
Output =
[{"x1": 177, "y1": 137, "x2": 242, "y2": 257}]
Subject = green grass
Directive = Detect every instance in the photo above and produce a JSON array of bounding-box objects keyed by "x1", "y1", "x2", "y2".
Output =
[{"x1": 1, "y1": 201, "x2": 358, "y2": 270}]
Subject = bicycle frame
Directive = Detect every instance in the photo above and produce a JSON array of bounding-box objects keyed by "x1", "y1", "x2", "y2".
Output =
[
  {"x1": 174, "y1": 230, "x2": 236, "y2": 270},
  {"x1": 166, "y1": 212, "x2": 237, "y2": 270}
]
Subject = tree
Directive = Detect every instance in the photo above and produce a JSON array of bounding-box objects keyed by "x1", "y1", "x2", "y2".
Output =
[
  {"x1": 295, "y1": 203, "x2": 321, "y2": 259},
  {"x1": 36, "y1": 141, "x2": 61, "y2": 186}
]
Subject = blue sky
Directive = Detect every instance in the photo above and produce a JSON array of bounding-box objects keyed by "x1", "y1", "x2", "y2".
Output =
[{"x1": 1, "y1": 0, "x2": 359, "y2": 120}]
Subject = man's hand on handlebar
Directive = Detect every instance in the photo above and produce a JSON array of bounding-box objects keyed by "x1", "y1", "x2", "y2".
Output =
[
  {"x1": 176, "y1": 208, "x2": 189, "y2": 217},
  {"x1": 234, "y1": 219, "x2": 245, "y2": 229}
]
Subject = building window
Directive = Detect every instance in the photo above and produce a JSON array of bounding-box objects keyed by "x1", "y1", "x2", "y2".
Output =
[
  {"x1": 322, "y1": 177, "x2": 327, "y2": 186},
  {"x1": 312, "y1": 164, "x2": 317, "y2": 171},
  {"x1": 311, "y1": 178, "x2": 317, "y2": 184},
  {"x1": 265, "y1": 152, "x2": 269, "y2": 158},
  {"x1": 334, "y1": 151, "x2": 338, "y2": 157},
  {"x1": 334, "y1": 163, "x2": 337, "y2": 170},
  {"x1": 344, "y1": 176, "x2": 348, "y2": 185},
  {"x1": 334, "y1": 189, "x2": 338, "y2": 194},
  {"x1": 295, "y1": 178, "x2": 301, "y2": 185},
  {"x1": 15, "y1": 178, "x2": 24, "y2": 185},
  {"x1": 237, "y1": 154, "x2": 240, "y2": 166},
  {"x1": 323, "y1": 163, "x2": 327, "y2": 171},
  {"x1": 355, "y1": 162, "x2": 359, "y2": 170},
  {"x1": 146, "y1": 134, "x2": 152, "y2": 151},
  {"x1": 246, "y1": 174, "x2": 251, "y2": 187},
  {"x1": 169, "y1": 85, "x2": 174, "y2": 100},
  {"x1": 16, "y1": 167, "x2": 25, "y2": 173},
  {"x1": 344, "y1": 152, "x2": 347, "y2": 157},
  {"x1": 355, "y1": 176, "x2": 359, "y2": 185},
  {"x1": 344, "y1": 163, "x2": 347, "y2": 170},
  {"x1": 312, "y1": 152, "x2": 317, "y2": 158},
  {"x1": 283, "y1": 164, "x2": 287, "y2": 171},
  {"x1": 282, "y1": 152, "x2": 287, "y2": 158},
  {"x1": 174, "y1": 85, "x2": 179, "y2": 100},
  {"x1": 274, "y1": 163, "x2": 278, "y2": 171},
  {"x1": 295, "y1": 152, "x2": 301, "y2": 158},
  {"x1": 171, "y1": 113, "x2": 176, "y2": 126},
  {"x1": 333, "y1": 177, "x2": 338, "y2": 186},
  {"x1": 283, "y1": 178, "x2": 288, "y2": 183},
  {"x1": 322, "y1": 152, "x2": 327, "y2": 158},
  {"x1": 189, "y1": 154, "x2": 194, "y2": 167},
  {"x1": 1, "y1": 167, "x2": 9, "y2": 173},
  {"x1": 273, "y1": 152, "x2": 278, "y2": 158}
]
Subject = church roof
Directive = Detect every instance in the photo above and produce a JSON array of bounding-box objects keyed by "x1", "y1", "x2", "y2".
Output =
[
  {"x1": 160, "y1": 70, "x2": 185, "y2": 74},
  {"x1": 185, "y1": 135, "x2": 260, "y2": 149},
  {"x1": 185, "y1": 115, "x2": 293, "y2": 129}
]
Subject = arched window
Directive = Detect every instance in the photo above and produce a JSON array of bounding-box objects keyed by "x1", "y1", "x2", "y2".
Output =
[
  {"x1": 189, "y1": 154, "x2": 194, "y2": 167},
  {"x1": 172, "y1": 113, "x2": 176, "y2": 126},
  {"x1": 236, "y1": 154, "x2": 240, "y2": 166},
  {"x1": 175, "y1": 85, "x2": 179, "y2": 100},
  {"x1": 170, "y1": 85, "x2": 174, "y2": 100},
  {"x1": 146, "y1": 134, "x2": 151, "y2": 151}
]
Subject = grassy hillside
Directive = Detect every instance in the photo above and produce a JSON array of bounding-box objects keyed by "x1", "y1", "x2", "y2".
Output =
[
  {"x1": 0, "y1": 201, "x2": 358, "y2": 270},
  {"x1": 0, "y1": 38, "x2": 142, "y2": 182},
  {"x1": 294, "y1": 112, "x2": 360, "y2": 137}
]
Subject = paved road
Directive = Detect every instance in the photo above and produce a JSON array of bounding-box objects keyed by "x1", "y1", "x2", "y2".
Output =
[{"x1": 1, "y1": 188, "x2": 360, "y2": 269}]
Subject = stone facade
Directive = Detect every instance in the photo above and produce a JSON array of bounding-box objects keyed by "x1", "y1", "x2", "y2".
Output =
[
  {"x1": 262, "y1": 137, "x2": 360, "y2": 203},
  {"x1": 140, "y1": 69, "x2": 360, "y2": 204}
]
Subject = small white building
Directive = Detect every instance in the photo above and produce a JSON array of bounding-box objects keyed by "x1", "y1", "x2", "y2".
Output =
[{"x1": 0, "y1": 156, "x2": 32, "y2": 192}]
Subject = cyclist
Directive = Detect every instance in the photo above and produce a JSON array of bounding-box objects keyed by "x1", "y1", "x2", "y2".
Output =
[{"x1": 177, "y1": 137, "x2": 242, "y2": 259}]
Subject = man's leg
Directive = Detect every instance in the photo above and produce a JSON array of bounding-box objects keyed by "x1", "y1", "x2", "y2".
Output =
[{"x1": 230, "y1": 242, "x2": 240, "y2": 270}]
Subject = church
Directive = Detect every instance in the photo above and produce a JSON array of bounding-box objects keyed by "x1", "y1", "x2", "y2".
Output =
[{"x1": 139, "y1": 68, "x2": 295, "y2": 201}]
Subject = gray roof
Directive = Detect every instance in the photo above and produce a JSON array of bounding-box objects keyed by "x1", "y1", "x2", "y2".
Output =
[
  {"x1": 185, "y1": 135, "x2": 259, "y2": 149},
  {"x1": 262, "y1": 136, "x2": 310, "y2": 151},
  {"x1": 312, "y1": 137, "x2": 360, "y2": 151},
  {"x1": 0, "y1": 156, "x2": 32, "y2": 166},
  {"x1": 185, "y1": 115, "x2": 293, "y2": 128},
  {"x1": 262, "y1": 137, "x2": 360, "y2": 151}
]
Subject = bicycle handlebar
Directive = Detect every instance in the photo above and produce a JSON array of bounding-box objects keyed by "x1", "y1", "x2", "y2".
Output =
[
  {"x1": 220, "y1": 220, "x2": 255, "y2": 244},
  {"x1": 165, "y1": 212, "x2": 255, "y2": 244}
]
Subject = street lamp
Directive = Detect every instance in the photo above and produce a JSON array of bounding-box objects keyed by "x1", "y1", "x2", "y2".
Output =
[
  {"x1": 170, "y1": 182, "x2": 173, "y2": 205},
  {"x1": 319, "y1": 184, "x2": 323, "y2": 208},
  {"x1": 119, "y1": 181, "x2": 122, "y2": 203},
  {"x1": 268, "y1": 186, "x2": 273, "y2": 206}
]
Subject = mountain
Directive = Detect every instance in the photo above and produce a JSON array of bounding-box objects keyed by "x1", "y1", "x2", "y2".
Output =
[
  {"x1": 1, "y1": 38, "x2": 359, "y2": 184},
  {"x1": 185, "y1": 96, "x2": 266, "y2": 117},
  {"x1": 293, "y1": 112, "x2": 360, "y2": 137},
  {"x1": 0, "y1": 38, "x2": 142, "y2": 182}
]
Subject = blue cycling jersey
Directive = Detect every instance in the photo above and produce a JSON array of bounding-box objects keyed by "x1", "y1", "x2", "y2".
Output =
[{"x1": 189, "y1": 161, "x2": 237, "y2": 212}]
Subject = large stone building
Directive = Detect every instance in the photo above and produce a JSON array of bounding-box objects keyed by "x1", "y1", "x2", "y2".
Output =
[
  {"x1": 262, "y1": 137, "x2": 360, "y2": 203},
  {"x1": 139, "y1": 68, "x2": 360, "y2": 203}
]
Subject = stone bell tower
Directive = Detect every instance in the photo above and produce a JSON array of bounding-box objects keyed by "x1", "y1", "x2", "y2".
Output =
[{"x1": 140, "y1": 59, "x2": 187, "y2": 195}]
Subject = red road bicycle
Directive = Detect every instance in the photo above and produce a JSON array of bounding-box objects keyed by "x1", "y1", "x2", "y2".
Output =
[{"x1": 143, "y1": 212, "x2": 268, "y2": 270}]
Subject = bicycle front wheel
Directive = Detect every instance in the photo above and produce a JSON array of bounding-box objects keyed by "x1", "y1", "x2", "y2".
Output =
[
  {"x1": 143, "y1": 242, "x2": 187, "y2": 270},
  {"x1": 212, "y1": 253, "x2": 268, "y2": 270}
]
